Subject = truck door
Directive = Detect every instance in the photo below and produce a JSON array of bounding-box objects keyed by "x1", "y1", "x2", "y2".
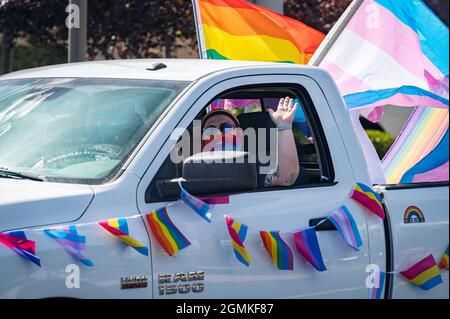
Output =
[
  {"x1": 137, "y1": 74, "x2": 372, "y2": 298},
  {"x1": 381, "y1": 183, "x2": 449, "y2": 299}
]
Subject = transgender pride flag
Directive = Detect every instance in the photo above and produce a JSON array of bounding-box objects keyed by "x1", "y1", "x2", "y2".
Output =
[
  {"x1": 328, "y1": 206, "x2": 363, "y2": 251},
  {"x1": 316, "y1": 0, "x2": 449, "y2": 185},
  {"x1": 44, "y1": 226, "x2": 93, "y2": 267},
  {"x1": 319, "y1": 0, "x2": 448, "y2": 118}
]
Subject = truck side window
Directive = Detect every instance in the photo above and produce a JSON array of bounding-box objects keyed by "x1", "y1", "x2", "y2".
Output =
[{"x1": 146, "y1": 84, "x2": 334, "y2": 202}]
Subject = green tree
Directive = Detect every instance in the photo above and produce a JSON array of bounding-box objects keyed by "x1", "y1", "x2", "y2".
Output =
[
  {"x1": 365, "y1": 129, "x2": 395, "y2": 159},
  {"x1": 0, "y1": 0, "x2": 67, "y2": 73},
  {"x1": 0, "y1": 0, "x2": 196, "y2": 73},
  {"x1": 85, "y1": 0, "x2": 196, "y2": 59},
  {"x1": 1, "y1": 0, "x2": 448, "y2": 74}
]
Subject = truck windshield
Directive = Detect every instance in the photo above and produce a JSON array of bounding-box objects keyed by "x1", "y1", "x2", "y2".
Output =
[{"x1": 0, "y1": 78, "x2": 188, "y2": 184}]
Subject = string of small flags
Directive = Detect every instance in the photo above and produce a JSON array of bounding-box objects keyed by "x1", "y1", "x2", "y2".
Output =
[{"x1": 0, "y1": 182, "x2": 447, "y2": 294}]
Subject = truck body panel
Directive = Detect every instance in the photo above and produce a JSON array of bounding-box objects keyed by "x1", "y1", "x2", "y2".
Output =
[
  {"x1": 381, "y1": 185, "x2": 449, "y2": 299},
  {"x1": 0, "y1": 59, "x2": 447, "y2": 299}
]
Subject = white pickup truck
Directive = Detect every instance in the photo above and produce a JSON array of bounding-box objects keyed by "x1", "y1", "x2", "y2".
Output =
[{"x1": 0, "y1": 59, "x2": 448, "y2": 299}]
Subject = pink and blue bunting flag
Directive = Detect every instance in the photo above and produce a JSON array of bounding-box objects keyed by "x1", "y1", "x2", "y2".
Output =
[
  {"x1": 44, "y1": 226, "x2": 93, "y2": 266},
  {"x1": 368, "y1": 270, "x2": 385, "y2": 299},
  {"x1": 328, "y1": 206, "x2": 362, "y2": 251},
  {"x1": 293, "y1": 227, "x2": 326, "y2": 271},
  {"x1": 0, "y1": 231, "x2": 41, "y2": 267},
  {"x1": 180, "y1": 183, "x2": 212, "y2": 223}
]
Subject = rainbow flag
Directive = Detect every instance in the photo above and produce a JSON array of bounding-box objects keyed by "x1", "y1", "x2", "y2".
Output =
[
  {"x1": 351, "y1": 182, "x2": 385, "y2": 219},
  {"x1": 439, "y1": 246, "x2": 449, "y2": 270},
  {"x1": 145, "y1": 208, "x2": 191, "y2": 257},
  {"x1": 400, "y1": 254, "x2": 443, "y2": 290},
  {"x1": 98, "y1": 218, "x2": 148, "y2": 256},
  {"x1": 225, "y1": 216, "x2": 251, "y2": 267},
  {"x1": 44, "y1": 226, "x2": 93, "y2": 267},
  {"x1": 0, "y1": 231, "x2": 41, "y2": 267},
  {"x1": 293, "y1": 227, "x2": 326, "y2": 271},
  {"x1": 328, "y1": 206, "x2": 362, "y2": 251},
  {"x1": 368, "y1": 270, "x2": 385, "y2": 299},
  {"x1": 194, "y1": 0, "x2": 325, "y2": 64},
  {"x1": 383, "y1": 107, "x2": 449, "y2": 184},
  {"x1": 180, "y1": 183, "x2": 212, "y2": 223},
  {"x1": 260, "y1": 231, "x2": 293, "y2": 270}
]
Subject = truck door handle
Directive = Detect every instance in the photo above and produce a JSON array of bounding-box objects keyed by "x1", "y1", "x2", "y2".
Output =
[{"x1": 309, "y1": 218, "x2": 336, "y2": 231}]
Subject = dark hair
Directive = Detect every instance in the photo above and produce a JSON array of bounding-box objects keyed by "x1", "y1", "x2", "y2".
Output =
[{"x1": 201, "y1": 109, "x2": 240, "y2": 130}]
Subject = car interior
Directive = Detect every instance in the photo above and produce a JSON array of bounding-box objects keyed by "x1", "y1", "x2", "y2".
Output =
[{"x1": 146, "y1": 86, "x2": 332, "y2": 202}]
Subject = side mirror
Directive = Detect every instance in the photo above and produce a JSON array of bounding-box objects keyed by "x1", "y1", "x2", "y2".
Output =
[{"x1": 181, "y1": 151, "x2": 257, "y2": 196}]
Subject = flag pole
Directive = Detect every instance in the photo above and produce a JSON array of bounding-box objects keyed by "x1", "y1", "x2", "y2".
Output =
[
  {"x1": 308, "y1": 0, "x2": 364, "y2": 66},
  {"x1": 192, "y1": 0, "x2": 207, "y2": 59}
]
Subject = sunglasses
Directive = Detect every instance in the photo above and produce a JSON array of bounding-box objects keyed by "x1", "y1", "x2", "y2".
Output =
[{"x1": 202, "y1": 123, "x2": 237, "y2": 136}]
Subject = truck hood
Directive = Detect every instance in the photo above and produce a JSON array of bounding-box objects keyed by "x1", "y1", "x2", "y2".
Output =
[{"x1": 0, "y1": 179, "x2": 94, "y2": 231}]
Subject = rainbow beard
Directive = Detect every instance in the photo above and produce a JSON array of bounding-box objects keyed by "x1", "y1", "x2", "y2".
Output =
[{"x1": 202, "y1": 133, "x2": 243, "y2": 152}]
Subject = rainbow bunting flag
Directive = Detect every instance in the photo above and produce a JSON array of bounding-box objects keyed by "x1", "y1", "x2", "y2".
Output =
[
  {"x1": 194, "y1": 0, "x2": 325, "y2": 64},
  {"x1": 439, "y1": 246, "x2": 449, "y2": 270},
  {"x1": 145, "y1": 208, "x2": 191, "y2": 257},
  {"x1": 400, "y1": 254, "x2": 443, "y2": 290},
  {"x1": 180, "y1": 183, "x2": 212, "y2": 223},
  {"x1": 44, "y1": 226, "x2": 93, "y2": 267},
  {"x1": 0, "y1": 231, "x2": 41, "y2": 267},
  {"x1": 98, "y1": 218, "x2": 148, "y2": 256},
  {"x1": 351, "y1": 183, "x2": 385, "y2": 219},
  {"x1": 293, "y1": 227, "x2": 326, "y2": 272},
  {"x1": 260, "y1": 231, "x2": 293, "y2": 270},
  {"x1": 328, "y1": 206, "x2": 362, "y2": 251},
  {"x1": 368, "y1": 270, "x2": 385, "y2": 299},
  {"x1": 225, "y1": 216, "x2": 251, "y2": 267}
]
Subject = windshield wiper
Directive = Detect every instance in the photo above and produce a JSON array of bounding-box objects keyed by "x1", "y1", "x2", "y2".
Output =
[{"x1": 0, "y1": 168, "x2": 45, "y2": 182}]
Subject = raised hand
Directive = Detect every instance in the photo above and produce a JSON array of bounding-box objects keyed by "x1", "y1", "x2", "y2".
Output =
[{"x1": 267, "y1": 96, "x2": 298, "y2": 126}]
